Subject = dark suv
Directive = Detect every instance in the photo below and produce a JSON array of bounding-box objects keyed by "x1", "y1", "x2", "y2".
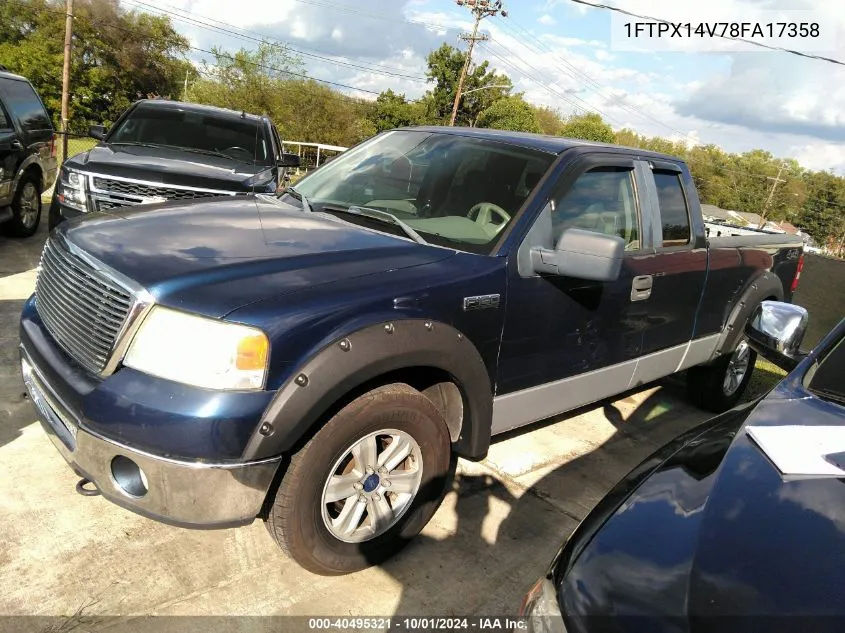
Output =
[
  {"x1": 49, "y1": 99, "x2": 298, "y2": 229},
  {"x1": 0, "y1": 69, "x2": 58, "y2": 237}
]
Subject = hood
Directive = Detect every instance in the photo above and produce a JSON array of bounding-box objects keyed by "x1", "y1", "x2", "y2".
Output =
[
  {"x1": 66, "y1": 143, "x2": 269, "y2": 192},
  {"x1": 556, "y1": 387, "x2": 845, "y2": 629},
  {"x1": 57, "y1": 196, "x2": 455, "y2": 317}
]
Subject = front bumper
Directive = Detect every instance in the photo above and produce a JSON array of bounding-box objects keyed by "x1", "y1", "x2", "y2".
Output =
[{"x1": 21, "y1": 347, "x2": 281, "y2": 528}]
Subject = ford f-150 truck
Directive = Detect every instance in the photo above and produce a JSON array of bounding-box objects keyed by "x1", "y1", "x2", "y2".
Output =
[
  {"x1": 48, "y1": 99, "x2": 300, "y2": 230},
  {"x1": 20, "y1": 127, "x2": 804, "y2": 575}
]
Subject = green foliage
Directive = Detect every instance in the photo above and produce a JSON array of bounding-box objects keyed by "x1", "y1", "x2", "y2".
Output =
[
  {"x1": 369, "y1": 90, "x2": 426, "y2": 133},
  {"x1": 422, "y1": 43, "x2": 512, "y2": 126},
  {"x1": 0, "y1": 0, "x2": 191, "y2": 132},
  {"x1": 476, "y1": 96, "x2": 540, "y2": 133},
  {"x1": 559, "y1": 112, "x2": 615, "y2": 143},
  {"x1": 186, "y1": 45, "x2": 375, "y2": 148}
]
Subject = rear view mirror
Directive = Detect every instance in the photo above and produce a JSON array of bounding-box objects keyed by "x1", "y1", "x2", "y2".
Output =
[
  {"x1": 88, "y1": 125, "x2": 106, "y2": 140},
  {"x1": 745, "y1": 300, "x2": 809, "y2": 372},
  {"x1": 278, "y1": 152, "x2": 300, "y2": 168},
  {"x1": 531, "y1": 228, "x2": 624, "y2": 282}
]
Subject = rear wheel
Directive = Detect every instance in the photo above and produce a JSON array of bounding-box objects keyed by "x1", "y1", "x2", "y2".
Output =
[
  {"x1": 687, "y1": 339, "x2": 757, "y2": 413},
  {"x1": 265, "y1": 383, "x2": 456, "y2": 575},
  {"x1": 8, "y1": 176, "x2": 41, "y2": 237}
]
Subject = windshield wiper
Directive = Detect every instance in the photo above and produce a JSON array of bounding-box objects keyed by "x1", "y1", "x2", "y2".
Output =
[
  {"x1": 284, "y1": 186, "x2": 314, "y2": 213},
  {"x1": 322, "y1": 205, "x2": 427, "y2": 245}
]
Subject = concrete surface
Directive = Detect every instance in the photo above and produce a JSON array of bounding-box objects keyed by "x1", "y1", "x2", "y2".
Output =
[{"x1": 0, "y1": 214, "x2": 714, "y2": 627}]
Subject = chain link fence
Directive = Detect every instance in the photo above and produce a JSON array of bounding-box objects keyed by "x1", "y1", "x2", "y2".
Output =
[{"x1": 56, "y1": 132, "x2": 98, "y2": 166}]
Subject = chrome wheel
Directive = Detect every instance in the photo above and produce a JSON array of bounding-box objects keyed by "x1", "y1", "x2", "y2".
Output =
[
  {"x1": 19, "y1": 182, "x2": 39, "y2": 228},
  {"x1": 320, "y1": 428, "x2": 423, "y2": 544},
  {"x1": 723, "y1": 340, "x2": 751, "y2": 396}
]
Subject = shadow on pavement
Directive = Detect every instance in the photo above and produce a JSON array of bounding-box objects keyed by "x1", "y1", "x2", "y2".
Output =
[{"x1": 372, "y1": 377, "x2": 715, "y2": 618}]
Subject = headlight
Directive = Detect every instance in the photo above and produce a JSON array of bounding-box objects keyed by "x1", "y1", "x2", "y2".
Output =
[
  {"x1": 519, "y1": 577, "x2": 567, "y2": 633},
  {"x1": 123, "y1": 306, "x2": 269, "y2": 390},
  {"x1": 57, "y1": 167, "x2": 87, "y2": 211}
]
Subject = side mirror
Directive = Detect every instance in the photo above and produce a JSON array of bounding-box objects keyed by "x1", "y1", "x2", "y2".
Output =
[
  {"x1": 745, "y1": 300, "x2": 809, "y2": 372},
  {"x1": 531, "y1": 228, "x2": 624, "y2": 282},
  {"x1": 88, "y1": 125, "x2": 106, "y2": 141},
  {"x1": 278, "y1": 152, "x2": 300, "y2": 168}
]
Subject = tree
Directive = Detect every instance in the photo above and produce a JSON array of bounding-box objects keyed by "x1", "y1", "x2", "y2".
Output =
[
  {"x1": 422, "y1": 43, "x2": 512, "y2": 126},
  {"x1": 368, "y1": 90, "x2": 427, "y2": 133},
  {"x1": 187, "y1": 41, "x2": 303, "y2": 118},
  {"x1": 559, "y1": 112, "x2": 614, "y2": 143},
  {"x1": 532, "y1": 105, "x2": 567, "y2": 136},
  {"x1": 0, "y1": 0, "x2": 191, "y2": 131},
  {"x1": 476, "y1": 96, "x2": 540, "y2": 133}
]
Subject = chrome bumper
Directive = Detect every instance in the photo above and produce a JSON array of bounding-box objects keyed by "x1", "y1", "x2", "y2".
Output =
[{"x1": 21, "y1": 350, "x2": 281, "y2": 528}]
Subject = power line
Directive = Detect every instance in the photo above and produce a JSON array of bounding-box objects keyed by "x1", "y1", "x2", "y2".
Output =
[
  {"x1": 123, "y1": 0, "x2": 430, "y2": 82},
  {"x1": 0, "y1": 0, "x2": 384, "y2": 98},
  {"x1": 568, "y1": 0, "x2": 845, "y2": 67}
]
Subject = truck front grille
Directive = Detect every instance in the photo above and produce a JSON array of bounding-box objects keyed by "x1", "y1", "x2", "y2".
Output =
[
  {"x1": 34, "y1": 239, "x2": 133, "y2": 375},
  {"x1": 89, "y1": 175, "x2": 233, "y2": 211}
]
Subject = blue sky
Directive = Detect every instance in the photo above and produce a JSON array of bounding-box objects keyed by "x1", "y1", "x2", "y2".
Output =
[{"x1": 132, "y1": 0, "x2": 845, "y2": 173}]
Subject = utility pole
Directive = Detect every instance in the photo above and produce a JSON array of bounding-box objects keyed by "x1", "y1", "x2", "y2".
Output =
[
  {"x1": 182, "y1": 69, "x2": 189, "y2": 101},
  {"x1": 758, "y1": 160, "x2": 787, "y2": 228},
  {"x1": 60, "y1": 0, "x2": 73, "y2": 161},
  {"x1": 449, "y1": 0, "x2": 507, "y2": 127}
]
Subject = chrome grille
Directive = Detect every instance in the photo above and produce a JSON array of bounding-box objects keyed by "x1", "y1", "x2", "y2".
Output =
[
  {"x1": 35, "y1": 239, "x2": 133, "y2": 374},
  {"x1": 90, "y1": 175, "x2": 232, "y2": 211}
]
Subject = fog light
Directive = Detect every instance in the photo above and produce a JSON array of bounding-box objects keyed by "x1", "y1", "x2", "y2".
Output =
[{"x1": 111, "y1": 455, "x2": 148, "y2": 498}]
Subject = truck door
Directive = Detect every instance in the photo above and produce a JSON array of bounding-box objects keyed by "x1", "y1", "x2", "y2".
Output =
[
  {"x1": 0, "y1": 100, "x2": 15, "y2": 207},
  {"x1": 626, "y1": 159, "x2": 708, "y2": 386},
  {"x1": 494, "y1": 153, "x2": 655, "y2": 433}
]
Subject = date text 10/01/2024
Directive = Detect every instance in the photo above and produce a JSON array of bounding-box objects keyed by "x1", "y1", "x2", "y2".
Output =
[
  {"x1": 307, "y1": 618, "x2": 528, "y2": 630},
  {"x1": 623, "y1": 22, "x2": 820, "y2": 39}
]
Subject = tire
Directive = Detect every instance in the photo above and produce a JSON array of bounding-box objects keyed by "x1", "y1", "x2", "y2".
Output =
[
  {"x1": 265, "y1": 383, "x2": 456, "y2": 575},
  {"x1": 687, "y1": 339, "x2": 757, "y2": 413},
  {"x1": 8, "y1": 174, "x2": 41, "y2": 237}
]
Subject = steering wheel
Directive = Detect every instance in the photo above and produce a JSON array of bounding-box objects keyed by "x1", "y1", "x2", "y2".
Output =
[{"x1": 468, "y1": 202, "x2": 511, "y2": 237}]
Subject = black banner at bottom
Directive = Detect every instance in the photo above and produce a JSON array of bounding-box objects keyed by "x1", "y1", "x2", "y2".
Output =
[{"x1": 3, "y1": 615, "x2": 845, "y2": 633}]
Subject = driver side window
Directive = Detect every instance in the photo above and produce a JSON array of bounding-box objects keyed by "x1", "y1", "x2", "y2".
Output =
[{"x1": 550, "y1": 167, "x2": 640, "y2": 249}]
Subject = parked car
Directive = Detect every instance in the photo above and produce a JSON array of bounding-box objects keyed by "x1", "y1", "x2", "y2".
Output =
[
  {"x1": 20, "y1": 127, "x2": 804, "y2": 576},
  {"x1": 520, "y1": 301, "x2": 845, "y2": 632},
  {"x1": 48, "y1": 99, "x2": 299, "y2": 229},
  {"x1": 0, "y1": 69, "x2": 57, "y2": 237}
]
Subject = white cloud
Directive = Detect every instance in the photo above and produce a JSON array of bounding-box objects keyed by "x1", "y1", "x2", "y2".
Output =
[{"x1": 538, "y1": 14, "x2": 556, "y2": 26}]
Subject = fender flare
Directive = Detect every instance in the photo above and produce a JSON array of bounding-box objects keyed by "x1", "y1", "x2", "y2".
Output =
[
  {"x1": 712, "y1": 270, "x2": 784, "y2": 359},
  {"x1": 242, "y1": 319, "x2": 494, "y2": 461},
  {"x1": 13, "y1": 154, "x2": 44, "y2": 193}
]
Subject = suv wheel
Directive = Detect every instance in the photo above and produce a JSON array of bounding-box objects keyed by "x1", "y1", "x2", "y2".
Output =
[
  {"x1": 265, "y1": 383, "x2": 456, "y2": 575},
  {"x1": 9, "y1": 175, "x2": 41, "y2": 237},
  {"x1": 687, "y1": 338, "x2": 757, "y2": 413}
]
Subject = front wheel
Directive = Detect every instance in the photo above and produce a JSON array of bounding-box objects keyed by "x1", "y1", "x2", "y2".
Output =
[
  {"x1": 265, "y1": 383, "x2": 456, "y2": 575},
  {"x1": 687, "y1": 339, "x2": 757, "y2": 413}
]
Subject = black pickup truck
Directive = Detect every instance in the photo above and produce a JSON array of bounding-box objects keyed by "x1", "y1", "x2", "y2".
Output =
[
  {"x1": 20, "y1": 127, "x2": 804, "y2": 576},
  {"x1": 48, "y1": 99, "x2": 299, "y2": 229}
]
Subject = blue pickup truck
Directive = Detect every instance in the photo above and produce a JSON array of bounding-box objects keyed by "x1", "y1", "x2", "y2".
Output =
[{"x1": 20, "y1": 127, "x2": 804, "y2": 575}]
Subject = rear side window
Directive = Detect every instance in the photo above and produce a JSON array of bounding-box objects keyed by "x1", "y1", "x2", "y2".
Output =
[
  {"x1": 0, "y1": 79, "x2": 51, "y2": 131},
  {"x1": 0, "y1": 102, "x2": 9, "y2": 129},
  {"x1": 654, "y1": 171, "x2": 690, "y2": 247}
]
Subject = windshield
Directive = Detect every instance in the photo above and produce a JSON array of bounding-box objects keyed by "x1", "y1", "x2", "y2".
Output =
[
  {"x1": 108, "y1": 103, "x2": 270, "y2": 165},
  {"x1": 289, "y1": 130, "x2": 555, "y2": 254},
  {"x1": 807, "y1": 334, "x2": 845, "y2": 406}
]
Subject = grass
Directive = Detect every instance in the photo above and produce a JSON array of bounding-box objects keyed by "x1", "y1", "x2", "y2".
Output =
[{"x1": 745, "y1": 357, "x2": 788, "y2": 402}]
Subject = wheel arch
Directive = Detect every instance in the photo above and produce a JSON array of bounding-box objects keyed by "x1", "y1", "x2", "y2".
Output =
[
  {"x1": 712, "y1": 270, "x2": 784, "y2": 359},
  {"x1": 15, "y1": 156, "x2": 44, "y2": 192},
  {"x1": 244, "y1": 319, "x2": 494, "y2": 464}
]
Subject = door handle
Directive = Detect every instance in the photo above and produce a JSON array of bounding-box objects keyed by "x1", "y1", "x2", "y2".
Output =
[
  {"x1": 10, "y1": 139, "x2": 23, "y2": 150},
  {"x1": 631, "y1": 275, "x2": 653, "y2": 302}
]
